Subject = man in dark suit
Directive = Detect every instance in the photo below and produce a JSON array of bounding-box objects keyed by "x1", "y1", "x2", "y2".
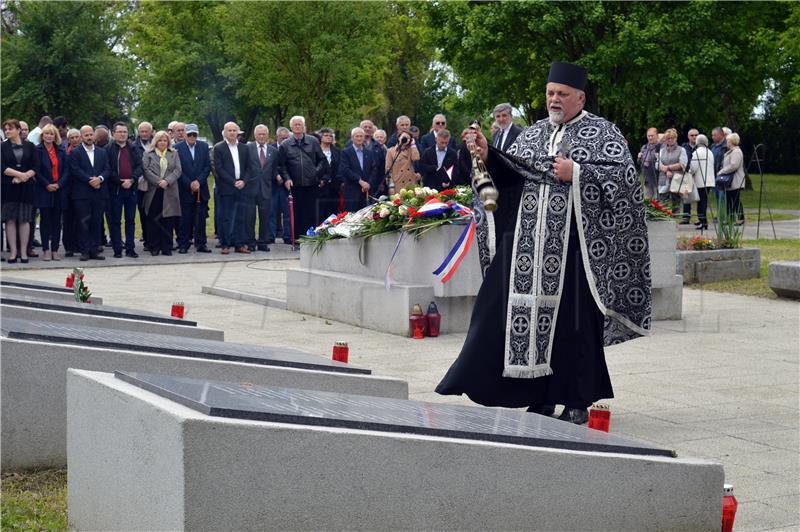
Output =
[
  {"x1": 418, "y1": 114, "x2": 457, "y2": 156},
  {"x1": 69, "y1": 125, "x2": 109, "y2": 261},
  {"x1": 213, "y1": 121, "x2": 253, "y2": 254},
  {"x1": 175, "y1": 123, "x2": 212, "y2": 253},
  {"x1": 421, "y1": 129, "x2": 458, "y2": 190},
  {"x1": 105, "y1": 122, "x2": 142, "y2": 258},
  {"x1": 246, "y1": 124, "x2": 278, "y2": 251},
  {"x1": 338, "y1": 126, "x2": 378, "y2": 212},
  {"x1": 492, "y1": 102, "x2": 522, "y2": 152}
]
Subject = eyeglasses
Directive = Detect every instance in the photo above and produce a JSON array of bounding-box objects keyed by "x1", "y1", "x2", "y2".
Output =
[{"x1": 435, "y1": 121, "x2": 446, "y2": 125}]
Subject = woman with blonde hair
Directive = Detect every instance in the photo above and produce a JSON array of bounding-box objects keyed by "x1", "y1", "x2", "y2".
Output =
[
  {"x1": 717, "y1": 132, "x2": 746, "y2": 225},
  {"x1": 142, "y1": 130, "x2": 181, "y2": 255},
  {"x1": 35, "y1": 124, "x2": 69, "y2": 260},
  {"x1": 657, "y1": 128, "x2": 688, "y2": 217}
]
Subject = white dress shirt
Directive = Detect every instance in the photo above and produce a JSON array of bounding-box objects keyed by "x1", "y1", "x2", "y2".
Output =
[{"x1": 227, "y1": 141, "x2": 241, "y2": 180}]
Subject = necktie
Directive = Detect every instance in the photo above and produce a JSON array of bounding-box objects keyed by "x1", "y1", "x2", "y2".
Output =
[
  {"x1": 259, "y1": 145, "x2": 266, "y2": 167},
  {"x1": 495, "y1": 132, "x2": 501, "y2": 149}
]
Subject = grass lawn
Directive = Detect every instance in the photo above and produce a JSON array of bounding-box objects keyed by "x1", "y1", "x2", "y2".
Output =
[
  {"x1": 1, "y1": 469, "x2": 67, "y2": 531},
  {"x1": 692, "y1": 238, "x2": 800, "y2": 298},
  {"x1": 742, "y1": 173, "x2": 800, "y2": 211}
]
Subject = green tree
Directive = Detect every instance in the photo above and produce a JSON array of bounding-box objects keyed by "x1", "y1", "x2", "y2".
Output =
[
  {"x1": 127, "y1": 0, "x2": 259, "y2": 142},
  {"x1": 1, "y1": 0, "x2": 133, "y2": 125},
  {"x1": 424, "y1": 0, "x2": 789, "y2": 144}
]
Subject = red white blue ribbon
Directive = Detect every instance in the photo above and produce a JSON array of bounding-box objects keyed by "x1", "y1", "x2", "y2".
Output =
[{"x1": 432, "y1": 203, "x2": 475, "y2": 283}]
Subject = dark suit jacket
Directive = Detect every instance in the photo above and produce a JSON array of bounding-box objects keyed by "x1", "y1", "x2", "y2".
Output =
[
  {"x1": 175, "y1": 140, "x2": 212, "y2": 203},
  {"x1": 105, "y1": 141, "x2": 143, "y2": 194},
  {"x1": 213, "y1": 141, "x2": 252, "y2": 197},
  {"x1": 418, "y1": 131, "x2": 457, "y2": 158},
  {"x1": 69, "y1": 144, "x2": 109, "y2": 201},
  {"x1": 319, "y1": 145, "x2": 341, "y2": 197},
  {"x1": 35, "y1": 143, "x2": 70, "y2": 209},
  {"x1": 420, "y1": 146, "x2": 458, "y2": 189},
  {"x1": 338, "y1": 145, "x2": 378, "y2": 200},
  {"x1": 246, "y1": 141, "x2": 278, "y2": 201},
  {"x1": 493, "y1": 123, "x2": 523, "y2": 152},
  {"x1": 1, "y1": 140, "x2": 39, "y2": 206}
]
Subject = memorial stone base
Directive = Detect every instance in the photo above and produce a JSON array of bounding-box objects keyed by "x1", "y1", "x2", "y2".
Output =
[
  {"x1": 648, "y1": 220, "x2": 683, "y2": 320},
  {"x1": 1, "y1": 338, "x2": 406, "y2": 470},
  {"x1": 68, "y1": 369, "x2": 723, "y2": 531}
]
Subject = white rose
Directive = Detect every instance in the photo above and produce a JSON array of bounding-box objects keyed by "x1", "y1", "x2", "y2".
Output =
[
  {"x1": 379, "y1": 207, "x2": 390, "y2": 218},
  {"x1": 414, "y1": 187, "x2": 425, "y2": 198},
  {"x1": 398, "y1": 205, "x2": 408, "y2": 216}
]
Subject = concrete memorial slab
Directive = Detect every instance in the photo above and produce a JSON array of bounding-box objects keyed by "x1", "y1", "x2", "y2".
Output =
[
  {"x1": 1, "y1": 293, "x2": 202, "y2": 328},
  {"x1": 1, "y1": 276, "x2": 74, "y2": 293},
  {"x1": 68, "y1": 369, "x2": 723, "y2": 531},
  {"x1": 769, "y1": 260, "x2": 800, "y2": 299},
  {"x1": 0, "y1": 284, "x2": 103, "y2": 304},
  {"x1": 0, "y1": 303, "x2": 224, "y2": 341},
  {"x1": 1, "y1": 321, "x2": 407, "y2": 470}
]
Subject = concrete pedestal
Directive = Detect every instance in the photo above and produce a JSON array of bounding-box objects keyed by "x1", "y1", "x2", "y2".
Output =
[
  {"x1": 769, "y1": 260, "x2": 800, "y2": 299},
  {"x1": 647, "y1": 220, "x2": 683, "y2": 320},
  {"x1": 677, "y1": 248, "x2": 761, "y2": 284},
  {"x1": 1, "y1": 339, "x2": 407, "y2": 470},
  {"x1": 288, "y1": 225, "x2": 480, "y2": 335},
  {"x1": 0, "y1": 285, "x2": 103, "y2": 304},
  {"x1": 67, "y1": 369, "x2": 724, "y2": 531}
]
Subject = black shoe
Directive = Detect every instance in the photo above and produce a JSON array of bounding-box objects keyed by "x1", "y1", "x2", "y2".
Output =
[
  {"x1": 558, "y1": 407, "x2": 589, "y2": 425},
  {"x1": 79, "y1": 254, "x2": 90, "y2": 262},
  {"x1": 257, "y1": 245, "x2": 270, "y2": 252},
  {"x1": 32, "y1": 239, "x2": 41, "y2": 247},
  {"x1": 162, "y1": 250, "x2": 172, "y2": 256},
  {"x1": 90, "y1": 253, "x2": 105, "y2": 260},
  {"x1": 114, "y1": 251, "x2": 123, "y2": 258},
  {"x1": 196, "y1": 246, "x2": 212, "y2": 253},
  {"x1": 266, "y1": 239, "x2": 275, "y2": 245},
  {"x1": 7, "y1": 257, "x2": 17, "y2": 264},
  {"x1": 20, "y1": 258, "x2": 29, "y2": 264},
  {"x1": 248, "y1": 245, "x2": 256, "y2": 251},
  {"x1": 696, "y1": 224, "x2": 708, "y2": 230},
  {"x1": 526, "y1": 404, "x2": 555, "y2": 416},
  {"x1": 151, "y1": 250, "x2": 161, "y2": 256},
  {"x1": 178, "y1": 248, "x2": 188, "y2": 254},
  {"x1": 64, "y1": 251, "x2": 75, "y2": 257},
  {"x1": 126, "y1": 250, "x2": 139, "y2": 258}
]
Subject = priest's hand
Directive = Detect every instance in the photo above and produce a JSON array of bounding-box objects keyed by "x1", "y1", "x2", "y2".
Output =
[
  {"x1": 554, "y1": 156, "x2": 573, "y2": 183},
  {"x1": 462, "y1": 127, "x2": 488, "y2": 162}
]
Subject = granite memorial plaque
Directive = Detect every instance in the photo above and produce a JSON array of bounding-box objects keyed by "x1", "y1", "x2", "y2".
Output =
[
  {"x1": 116, "y1": 371, "x2": 675, "y2": 457},
  {"x1": 1, "y1": 277, "x2": 73, "y2": 294},
  {"x1": 1, "y1": 318, "x2": 368, "y2": 375},
  {"x1": 1, "y1": 294, "x2": 198, "y2": 326}
]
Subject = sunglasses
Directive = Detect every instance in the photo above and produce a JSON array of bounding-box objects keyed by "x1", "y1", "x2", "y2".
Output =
[
  {"x1": 435, "y1": 121, "x2": 446, "y2": 125},
  {"x1": 187, "y1": 132, "x2": 198, "y2": 137}
]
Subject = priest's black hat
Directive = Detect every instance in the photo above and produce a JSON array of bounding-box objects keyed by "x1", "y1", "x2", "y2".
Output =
[{"x1": 547, "y1": 61, "x2": 588, "y2": 91}]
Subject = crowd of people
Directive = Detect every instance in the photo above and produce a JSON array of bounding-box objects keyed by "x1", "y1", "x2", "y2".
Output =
[
  {"x1": 1, "y1": 108, "x2": 746, "y2": 266},
  {"x1": 637, "y1": 125, "x2": 746, "y2": 229},
  {"x1": 0, "y1": 112, "x2": 482, "y2": 264}
]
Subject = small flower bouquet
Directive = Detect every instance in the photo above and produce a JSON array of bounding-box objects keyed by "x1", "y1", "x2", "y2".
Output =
[
  {"x1": 645, "y1": 199, "x2": 674, "y2": 221},
  {"x1": 677, "y1": 235, "x2": 716, "y2": 251},
  {"x1": 70, "y1": 268, "x2": 92, "y2": 303}
]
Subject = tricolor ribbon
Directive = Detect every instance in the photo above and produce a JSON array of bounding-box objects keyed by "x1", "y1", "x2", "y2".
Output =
[{"x1": 432, "y1": 203, "x2": 476, "y2": 284}]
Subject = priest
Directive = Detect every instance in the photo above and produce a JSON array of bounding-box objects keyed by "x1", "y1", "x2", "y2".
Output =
[{"x1": 436, "y1": 62, "x2": 651, "y2": 424}]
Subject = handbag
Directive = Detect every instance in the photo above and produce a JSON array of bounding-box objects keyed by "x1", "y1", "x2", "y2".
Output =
[
  {"x1": 716, "y1": 173, "x2": 734, "y2": 190},
  {"x1": 669, "y1": 172, "x2": 686, "y2": 194}
]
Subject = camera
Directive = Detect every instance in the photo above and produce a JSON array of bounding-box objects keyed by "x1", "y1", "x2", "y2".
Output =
[{"x1": 399, "y1": 134, "x2": 411, "y2": 145}]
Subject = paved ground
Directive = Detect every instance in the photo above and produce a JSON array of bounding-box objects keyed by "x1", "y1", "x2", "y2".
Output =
[{"x1": 3, "y1": 253, "x2": 799, "y2": 530}]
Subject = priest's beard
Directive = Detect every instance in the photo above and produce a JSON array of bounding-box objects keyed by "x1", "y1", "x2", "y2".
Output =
[{"x1": 548, "y1": 109, "x2": 565, "y2": 123}]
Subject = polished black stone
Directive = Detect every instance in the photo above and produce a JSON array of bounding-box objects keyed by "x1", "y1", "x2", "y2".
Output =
[
  {"x1": 0, "y1": 294, "x2": 198, "y2": 326},
  {"x1": 2, "y1": 318, "x2": 368, "y2": 375},
  {"x1": 1, "y1": 277, "x2": 73, "y2": 294},
  {"x1": 116, "y1": 371, "x2": 675, "y2": 457}
]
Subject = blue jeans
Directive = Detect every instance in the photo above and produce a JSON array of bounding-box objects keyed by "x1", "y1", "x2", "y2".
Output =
[
  {"x1": 270, "y1": 186, "x2": 290, "y2": 241},
  {"x1": 110, "y1": 190, "x2": 137, "y2": 253}
]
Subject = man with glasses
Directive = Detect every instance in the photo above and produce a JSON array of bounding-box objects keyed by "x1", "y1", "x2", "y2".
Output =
[
  {"x1": 175, "y1": 124, "x2": 212, "y2": 253},
  {"x1": 419, "y1": 114, "x2": 457, "y2": 157}
]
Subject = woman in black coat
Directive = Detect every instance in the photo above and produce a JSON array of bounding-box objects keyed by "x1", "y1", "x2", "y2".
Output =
[
  {"x1": 35, "y1": 124, "x2": 70, "y2": 260},
  {"x1": 1, "y1": 119, "x2": 39, "y2": 263}
]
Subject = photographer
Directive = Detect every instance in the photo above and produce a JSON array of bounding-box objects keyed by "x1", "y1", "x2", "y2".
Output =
[{"x1": 385, "y1": 130, "x2": 420, "y2": 194}]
